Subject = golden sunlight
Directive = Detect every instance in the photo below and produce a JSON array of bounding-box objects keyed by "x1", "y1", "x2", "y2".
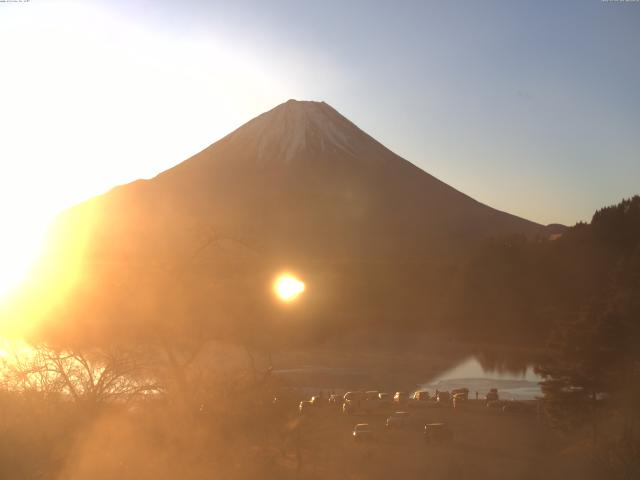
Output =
[
  {"x1": 0, "y1": 202, "x2": 99, "y2": 338},
  {"x1": 274, "y1": 273, "x2": 305, "y2": 302},
  {"x1": 0, "y1": 1, "x2": 288, "y2": 313},
  {"x1": 0, "y1": 219, "x2": 49, "y2": 303}
]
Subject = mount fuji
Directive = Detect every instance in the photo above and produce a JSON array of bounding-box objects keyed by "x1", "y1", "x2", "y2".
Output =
[{"x1": 24, "y1": 100, "x2": 560, "y2": 343}]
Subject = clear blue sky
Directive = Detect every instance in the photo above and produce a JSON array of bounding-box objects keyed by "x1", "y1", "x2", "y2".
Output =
[{"x1": 2, "y1": 0, "x2": 639, "y2": 227}]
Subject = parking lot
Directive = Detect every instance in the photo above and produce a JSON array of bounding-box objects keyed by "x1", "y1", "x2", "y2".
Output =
[{"x1": 275, "y1": 391, "x2": 586, "y2": 480}]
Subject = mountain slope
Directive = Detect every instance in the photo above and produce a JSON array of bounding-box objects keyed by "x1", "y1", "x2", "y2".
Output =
[
  {"x1": 93, "y1": 100, "x2": 546, "y2": 260},
  {"x1": 17, "y1": 100, "x2": 557, "y2": 344}
]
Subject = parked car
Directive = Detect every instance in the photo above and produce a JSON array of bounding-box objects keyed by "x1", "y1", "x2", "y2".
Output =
[
  {"x1": 452, "y1": 392, "x2": 468, "y2": 409},
  {"x1": 424, "y1": 422, "x2": 453, "y2": 443},
  {"x1": 353, "y1": 423, "x2": 373, "y2": 442},
  {"x1": 366, "y1": 391, "x2": 380, "y2": 401},
  {"x1": 357, "y1": 391, "x2": 386, "y2": 414},
  {"x1": 409, "y1": 391, "x2": 431, "y2": 409},
  {"x1": 451, "y1": 388, "x2": 469, "y2": 400},
  {"x1": 328, "y1": 394, "x2": 343, "y2": 407},
  {"x1": 393, "y1": 392, "x2": 410, "y2": 404},
  {"x1": 436, "y1": 391, "x2": 451, "y2": 404},
  {"x1": 412, "y1": 390, "x2": 431, "y2": 401},
  {"x1": 385, "y1": 411, "x2": 410, "y2": 429},
  {"x1": 299, "y1": 400, "x2": 313, "y2": 415},
  {"x1": 485, "y1": 388, "x2": 499, "y2": 403},
  {"x1": 344, "y1": 391, "x2": 366, "y2": 403},
  {"x1": 343, "y1": 391, "x2": 366, "y2": 415},
  {"x1": 378, "y1": 392, "x2": 392, "y2": 403}
]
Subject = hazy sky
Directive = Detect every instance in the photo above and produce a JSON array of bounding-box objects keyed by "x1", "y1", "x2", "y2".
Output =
[{"x1": 1, "y1": 0, "x2": 639, "y2": 281}]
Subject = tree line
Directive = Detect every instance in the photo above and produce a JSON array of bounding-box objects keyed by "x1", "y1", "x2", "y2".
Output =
[{"x1": 450, "y1": 195, "x2": 640, "y2": 476}]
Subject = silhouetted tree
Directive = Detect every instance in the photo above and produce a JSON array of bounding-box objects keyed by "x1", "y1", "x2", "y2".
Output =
[{"x1": 535, "y1": 197, "x2": 640, "y2": 476}]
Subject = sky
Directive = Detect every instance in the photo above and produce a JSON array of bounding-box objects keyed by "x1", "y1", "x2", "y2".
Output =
[{"x1": 0, "y1": 0, "x2": 639, "y2": 293}]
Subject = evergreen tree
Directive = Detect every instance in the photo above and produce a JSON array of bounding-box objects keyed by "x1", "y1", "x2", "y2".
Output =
[{"x1": 536, "y1": 197, "x2": 640, "y2": 476}]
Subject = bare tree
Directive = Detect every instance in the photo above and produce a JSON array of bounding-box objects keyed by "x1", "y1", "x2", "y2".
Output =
[{"x1": 1, "y1": 343, "x2": 161, "y2": 405}]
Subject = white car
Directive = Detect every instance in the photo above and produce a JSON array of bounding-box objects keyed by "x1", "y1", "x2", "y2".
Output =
[{"x1": 385, "y1": 411, "x2": 410, "y2": 428}]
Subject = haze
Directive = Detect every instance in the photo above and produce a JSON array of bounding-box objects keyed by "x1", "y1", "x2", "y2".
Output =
[
  {"x1": 1, "y1": 0, "x2": 640, "y2": 298},
  {"x1": 1, "y1": 2, "x2": 639, "y2": 479}
]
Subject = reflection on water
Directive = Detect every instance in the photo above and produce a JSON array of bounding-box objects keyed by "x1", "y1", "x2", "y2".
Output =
[{"x1": 421, "y1": 355, "x2": 543, "y2": 400}]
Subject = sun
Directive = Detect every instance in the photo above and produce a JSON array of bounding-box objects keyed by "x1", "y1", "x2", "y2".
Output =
[{"x1": 273, "y1": 273, "x2": 305, "y2": 302}]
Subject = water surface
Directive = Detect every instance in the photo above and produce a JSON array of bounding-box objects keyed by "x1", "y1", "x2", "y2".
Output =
[{"x1": 421, "y1": 355, "x2": 543, "y2": 400}]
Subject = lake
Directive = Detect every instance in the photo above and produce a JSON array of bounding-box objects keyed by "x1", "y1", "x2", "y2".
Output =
[{"x1": 420, "y1": 355, "x2": 543, "y2": 400}]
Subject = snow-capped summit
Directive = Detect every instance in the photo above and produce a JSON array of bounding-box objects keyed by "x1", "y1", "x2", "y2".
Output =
[{"x1": 226, "y1": 99, "x2": 365, "y2": 163}]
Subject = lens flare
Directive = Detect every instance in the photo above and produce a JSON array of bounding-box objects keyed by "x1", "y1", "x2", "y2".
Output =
[{"x1": 273, "y1": 273, "x2": 305, "y2": 302}]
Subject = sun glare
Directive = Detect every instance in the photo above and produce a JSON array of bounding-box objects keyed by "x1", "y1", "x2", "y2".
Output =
[
  {"x1": 274, "y1": 273, "x2": 305, "y2": 302},
  {"x1": 0, "y1": 202, "x2": 99, "y2": 338},
  {"x1": 0, "y1": 1, "x2": 292, "y2": 316},
  {"x1": 0, "y1": 218, "x2": 49, "y2": 304}
]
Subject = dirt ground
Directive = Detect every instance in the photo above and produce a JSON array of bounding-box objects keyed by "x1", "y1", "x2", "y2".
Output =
[{"x1": 275, "y1": 399, "x2": 592, "y2": 480}]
